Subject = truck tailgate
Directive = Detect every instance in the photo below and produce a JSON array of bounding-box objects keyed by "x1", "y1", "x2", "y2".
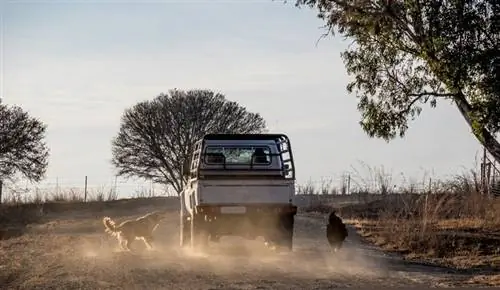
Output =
[{"x1": 198, "y1": 181, "x2": 293, "y2": 204}]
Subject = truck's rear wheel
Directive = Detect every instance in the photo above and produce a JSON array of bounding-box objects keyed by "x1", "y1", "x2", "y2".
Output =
[
  {"x1": 190, "y1": 214, "x2": 209, "y2": 250},
  {"x1": 278, "y1": 214, "x2": 294, "y2": 251},
  {"x1": 263, "y1": 214, "x2": 294, "y2": 252}
]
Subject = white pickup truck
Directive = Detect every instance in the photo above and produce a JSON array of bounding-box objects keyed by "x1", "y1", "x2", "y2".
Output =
[{"x1": 179, "y1": 133, "x2": 297, "y2": 251}]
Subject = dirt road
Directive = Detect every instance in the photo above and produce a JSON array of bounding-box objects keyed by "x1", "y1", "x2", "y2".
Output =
[{"x1": 0, "y1": 204, "x2": 476, "y2": 289}]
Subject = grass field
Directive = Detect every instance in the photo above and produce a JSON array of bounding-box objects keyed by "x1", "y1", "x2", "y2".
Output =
[
  {"x1": 2, "y1": 195, "x2": 449, "y2": 289},
  {"x1": 1, "y1": 165, "x2": 499, "y2": 287},
  {"x1": 302, "y1": 168, "x2": 500, "y2": 286}
]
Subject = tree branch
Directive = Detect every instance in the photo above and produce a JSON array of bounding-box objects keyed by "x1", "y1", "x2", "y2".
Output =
[{"x1": 399, "y1": 92, "x2": 457, "y2": 115}]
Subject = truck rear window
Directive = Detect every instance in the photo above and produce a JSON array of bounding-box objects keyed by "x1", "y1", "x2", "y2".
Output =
[{"x1": 204, "y1": 146, "x2": 271, "y2": 165}]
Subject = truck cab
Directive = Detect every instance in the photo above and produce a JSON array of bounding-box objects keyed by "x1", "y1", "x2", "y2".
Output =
[{"x1": 180, "y1": 133, "x2": 297, "y2": 251}]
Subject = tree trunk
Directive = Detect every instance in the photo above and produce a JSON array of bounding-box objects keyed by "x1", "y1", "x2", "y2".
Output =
[
  {"x1": 454, "y1": 94, "x2": 500, "y2": 163},
  {"x1": 0, "y1": 180, "x2": 3, "y2": 204}
]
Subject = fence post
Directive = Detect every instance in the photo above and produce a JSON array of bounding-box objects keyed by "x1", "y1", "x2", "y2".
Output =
[
  {"x1": 347, "y1": 174, "x2": 351, "y2": 195},
  {"x1": 84, "y1": 176, "x2": 88, "y2": 202}
]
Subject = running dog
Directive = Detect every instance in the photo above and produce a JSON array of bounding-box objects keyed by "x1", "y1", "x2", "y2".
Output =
[
  {"x1": 326, "y1": 210, "x2": 348, "y2": 252},
  {"x1": 103, "y1": 210, "x2": 166, "y2": 251}
]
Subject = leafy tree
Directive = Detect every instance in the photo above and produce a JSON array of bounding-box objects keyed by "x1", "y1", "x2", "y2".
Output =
[
  {"x1": 294, "y1": 0, "x2": 500, "y2": 162},
  {"x1": 0, "y1": 103, "x2": 49, "y2": 202},
  {"x1": 111, "y1": 89, "x2": 267, "y2": 194}
]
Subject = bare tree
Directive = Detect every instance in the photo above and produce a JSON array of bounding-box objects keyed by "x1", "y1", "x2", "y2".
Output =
[
  {"x1": 0, "y1": 104, "x2": 49, "y2": 202},
  {"x1": 111, "y1": 89, "x2": 267, "y2": 195}
]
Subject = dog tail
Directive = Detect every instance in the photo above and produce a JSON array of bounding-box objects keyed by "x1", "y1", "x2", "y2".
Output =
[{"x1": 103, "y1": 217, "x2": 119, "y2": 235}]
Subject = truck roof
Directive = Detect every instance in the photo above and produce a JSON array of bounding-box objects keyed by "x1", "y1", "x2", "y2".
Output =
[{"x1": 202, "y1": 133, "x2": 289, "y2": 141}]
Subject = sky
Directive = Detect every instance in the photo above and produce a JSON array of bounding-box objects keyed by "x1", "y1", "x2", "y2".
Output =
[{"x1": 1, "y1": 0, "x2": 484, "y2": 198}]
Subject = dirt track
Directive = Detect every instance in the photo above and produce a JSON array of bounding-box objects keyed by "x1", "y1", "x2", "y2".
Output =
[{"x1": 0, "y1": 202, "x2": 478, "y2": 289}]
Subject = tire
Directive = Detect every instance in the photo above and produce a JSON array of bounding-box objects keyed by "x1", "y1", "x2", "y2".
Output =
[
  {"x1": 190, "y1": 214, "x2": 209, "y2": 250},
  {"x1": 180, "y1": 215, "x2": 191, "y2": 247},
  {"x1": 278, "y1": 214, "x2": 294, "y2": 251}
]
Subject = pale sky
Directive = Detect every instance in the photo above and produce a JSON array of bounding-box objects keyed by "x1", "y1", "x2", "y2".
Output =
[{"x1": 1, "y1": 0, "x2": 483, "y2": 198}]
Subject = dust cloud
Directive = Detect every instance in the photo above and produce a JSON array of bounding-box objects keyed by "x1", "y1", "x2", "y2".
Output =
[
  {"x1": 1, "y1": 205, "x2": 465, "y2": 288},
  {"x1": 74, "y1": 214, "x2": 387, "y2": 284}
]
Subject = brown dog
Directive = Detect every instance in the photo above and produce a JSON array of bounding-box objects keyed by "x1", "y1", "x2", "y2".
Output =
[
  {"x1": 103, "y1": 211, "x2": 166, "y2": 251},
  {"x1": 326, "y1": 210, "x2": 348, "y2": 252}
]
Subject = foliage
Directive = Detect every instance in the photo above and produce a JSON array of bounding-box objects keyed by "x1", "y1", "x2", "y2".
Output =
[
  {"x1": 294, "y1": 0, "x2": 500, "y2": 161},
  {"x1": 0, "y1": 104, "x2": 49, "y2": 183},
  {"x1": 111, "y1": 89, "x2": 267, "y2": 194}
]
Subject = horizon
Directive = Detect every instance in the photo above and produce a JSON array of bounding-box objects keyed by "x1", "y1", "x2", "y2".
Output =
[{"x1": 1, "y1": 1, "x2": 485, "y2": 199}]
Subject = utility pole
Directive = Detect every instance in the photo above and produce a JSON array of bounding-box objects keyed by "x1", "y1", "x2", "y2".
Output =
[{"x1": 84, "y1": 176, "x2": 88, "y2": 202}]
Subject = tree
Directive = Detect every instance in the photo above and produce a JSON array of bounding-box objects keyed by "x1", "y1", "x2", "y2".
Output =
[
  {"x1": 294, "y1": 0, "x2": 500, "y2": 162},
  {"x1": 0, "y1": 104, "x2": 50, "y2": 202},
  {"x1": 111, "y1": 89, "x2": 267, "y2": 195}
]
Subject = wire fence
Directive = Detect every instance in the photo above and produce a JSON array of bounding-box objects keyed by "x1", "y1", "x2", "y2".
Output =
[
  {"x1": 295, "y1": 174, "x2": 435, "y2": 196},
  {"x1": 1, "y1": 176, "x2": 177, "y2": 204},
  {"x1": 1, "y1": 173, "x2": 432, "y2": 204},
  {"x1": 0, "y1": 162, "x2": 494, "y2": 204}
]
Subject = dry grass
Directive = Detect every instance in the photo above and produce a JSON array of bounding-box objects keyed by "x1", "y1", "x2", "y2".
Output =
[
  {"x1": 0, "y1": 188, "x2": 117, "y2": 241},
  {"x1": 467, "y1": 274, "x2": 500, "y2": 286},
  {"x1": 0, "y1": 195, "x2": 425, "y2": 289},
  {"x1": 0, "y1": 201, "x2": 181, "y2": 289},
  {"x1": 0, "y1": 183, "x2": 170, "y2": 233},
  {"x1": 0, "y1": 192, "x2": 176, "y2": 243},
  {"x1": 344, "y1": 180, "x2": 500, "y2": 260},
  {"x1": 349, "y1": 192, "x2": 499, "y2": 271},
  {"x1": 2, "y1": 187, "x2": 120, "y2": 205},
  {"x1": 2, "y1": 162, "x2": 499, "y2": 285},
  {"x1": 302, "y1": 165, "x2": 500, "y2": 284}
]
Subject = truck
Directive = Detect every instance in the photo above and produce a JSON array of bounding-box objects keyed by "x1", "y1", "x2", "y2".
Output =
[{"x1": 179, "y1": 133, "x2": 297, "y2": 252}]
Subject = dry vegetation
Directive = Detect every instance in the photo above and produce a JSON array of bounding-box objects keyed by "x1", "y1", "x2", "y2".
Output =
[
  {"x1": 0, "y1": 186, "x2": 166, "y2": 242},
  {"x1": 2, "y1": 183, "x2": 164, "y2": 205},
  {"x1": 0, "y1": 196, "x2": 184, "y2": 289},
  {"x1": 0, "y1": 191, "x2": 429, "y2": 289},
  {"x1": 302, "y1": 165, "x2": 500, "y2": 285},
  {"x1": 1, "y1": 163, "x2": 500, "y2": 287}
]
